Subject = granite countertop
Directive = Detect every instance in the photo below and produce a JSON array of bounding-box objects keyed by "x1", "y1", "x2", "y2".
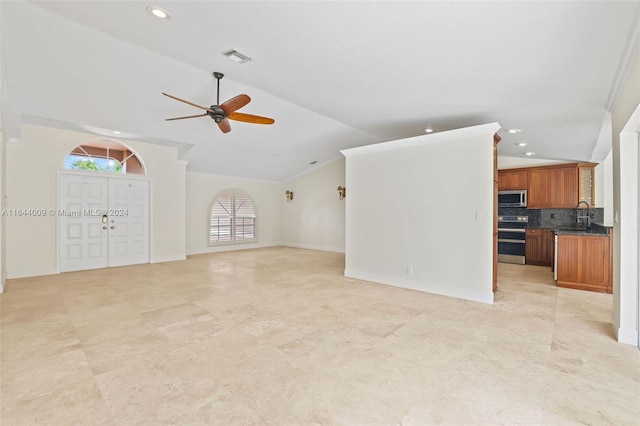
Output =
[{"x1": 526, "y1": 223, "x2": 610, "y2": 236}]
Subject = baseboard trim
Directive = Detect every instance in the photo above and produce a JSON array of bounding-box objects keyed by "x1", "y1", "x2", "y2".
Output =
[
  {"x1": 186, "y1": 242, "x2": 281, "y2": 256},
  {"x1": 616, "y1": 327, "x2": 639, "y2": 346},
  {"x1": 281, "y1": 242, "x2": 345, "y2": 254},
  {"x1": 151, "y1": 254, "x2": 187, "y2": 263},
  {"x1": 344, "y1": 269, "x2": 494, "y2": 304},
  {"x1": 6, "y1": 268, "x2": 59, "y2": 279}
]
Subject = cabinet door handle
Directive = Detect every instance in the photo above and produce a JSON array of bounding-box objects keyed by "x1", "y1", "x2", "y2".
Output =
[{"x1": 110, "y1": 226, "x2": 115, "y2": 230}]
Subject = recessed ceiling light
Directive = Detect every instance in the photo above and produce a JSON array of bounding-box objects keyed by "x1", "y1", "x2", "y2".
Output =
[
  {"x1": 222, "y1": 49, "x2": 252, "y2": 63},
  {"x1": 524, "y1": 152, "x2": 535, "y2": 156},
  {"x1": 423, "y1": 127, "x2": 434, "y2": 133},
  {"x1": 508, "y1": 129, "x2": 521, "y2": 134},
  {"x1": 146, "y1": 6, "x2": 170, "y2": 19},
  {"x1": 516, "y1": 142, "x2": 528, "y2": 147},
  {"x1": 113, "y1": 130, "x2": 121, "y2": 134}
]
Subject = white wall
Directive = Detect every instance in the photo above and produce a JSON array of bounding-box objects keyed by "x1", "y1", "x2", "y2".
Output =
[
  {"x1": 611, "y1": 47, "x2": 640, "y2": 346},
  {"x1": 601, "y1": 151, "x2": 614, "y2": 224},
  {"x1": 5, "y1": 124, "x2": 186, "y2": 278},
  {"x1": 0, "y1": 94, "x2": 5, "y2": 292},
  {"x1": 280, "y1": 158, "x2": 346, "y2": 253},
  {"x1": 185, "y1": 172, "x2": 282, "y2": 255},
  {"x1": 0, "y1": 2, "x2": 6, "y2": 292},
  {"x1": 497, "y1": 156, "x2": 567, "y2": 169},
  {"x1": 342, "y1": 123, "x2": 500, "y2": 304}
]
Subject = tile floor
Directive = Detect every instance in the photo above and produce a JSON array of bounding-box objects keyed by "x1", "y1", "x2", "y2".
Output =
[{"x1": 1, "y1": 247, "x2": 638, "y2": 425}]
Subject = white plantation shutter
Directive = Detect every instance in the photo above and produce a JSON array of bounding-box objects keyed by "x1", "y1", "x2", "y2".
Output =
[
  {"x1": 233, "y1": 193, "x2": 256, "y2": 241},
  {"x1": 209, "y1": 191, "x2": 256, "y2": 244}
]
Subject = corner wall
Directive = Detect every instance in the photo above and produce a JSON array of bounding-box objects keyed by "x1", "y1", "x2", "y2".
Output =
[
  {"x1": 611, "y1": 48, "x2": 640, "y2": 346},
  {"x1": 5, "y1": 124, "x2": 186, "y2": 278},
  {"x1": 280, "y1": 158, "x2": 346, "y2": 253},
  {"x1": 185, "y1": 172, "x2": 282, "y2": 255},
  {"x1": 342, "y1": 123, "x2": 500, "y2": 304}
]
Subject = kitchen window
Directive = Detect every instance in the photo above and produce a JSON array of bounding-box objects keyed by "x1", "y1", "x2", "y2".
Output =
[{"x1": 209, "y1": 190, "x2": 256, "y2": 245}]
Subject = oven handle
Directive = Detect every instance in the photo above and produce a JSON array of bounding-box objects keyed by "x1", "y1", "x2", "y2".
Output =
[
  {"x1": 498, "y1": 239, "x2": 525, "y2": 243},
  {"x1": 497, "y1": 228, "x2": 525, "y2": 233}
]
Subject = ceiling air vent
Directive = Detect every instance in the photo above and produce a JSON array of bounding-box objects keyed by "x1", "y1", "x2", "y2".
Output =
[{"x1": 222, "y1": 49, "x2": 252, "y2": 64}]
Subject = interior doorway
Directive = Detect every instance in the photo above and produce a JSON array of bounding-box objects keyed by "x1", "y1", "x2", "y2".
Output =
[{"x1": 57, "y1": 172, "x2": 150, "y2": 272}]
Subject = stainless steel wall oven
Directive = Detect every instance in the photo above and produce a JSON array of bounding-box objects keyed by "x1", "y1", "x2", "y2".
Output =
[{"x1": 497, "y1": 215, "x2": 528, "y2": 264}]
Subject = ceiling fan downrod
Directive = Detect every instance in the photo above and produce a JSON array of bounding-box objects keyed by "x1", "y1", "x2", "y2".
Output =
[{"x1": 213, "y1": 72, "x2": 223, "y2": 106}]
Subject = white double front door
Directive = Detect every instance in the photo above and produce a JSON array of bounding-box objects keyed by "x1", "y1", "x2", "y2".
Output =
[{"x1": 58, "y1": 172, "x2": 150, "y2": 272}]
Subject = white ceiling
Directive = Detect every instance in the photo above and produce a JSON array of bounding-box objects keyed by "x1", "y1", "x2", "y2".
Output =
[{"x1": 2, "y1": 1, "x2": 639, "y2": 181}]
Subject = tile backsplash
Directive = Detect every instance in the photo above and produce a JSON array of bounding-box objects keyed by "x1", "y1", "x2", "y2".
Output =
[{"x1": 498, "y1": 207, "x2": 604, "y2": 228}]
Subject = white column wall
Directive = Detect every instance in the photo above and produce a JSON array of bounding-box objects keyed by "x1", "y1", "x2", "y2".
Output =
[
  {"x1": 611, "y1": 48, "x2": 640, "y2": 346},
  {"x1": 342, "y1": 123, "x2": 499, "y2": 304}
]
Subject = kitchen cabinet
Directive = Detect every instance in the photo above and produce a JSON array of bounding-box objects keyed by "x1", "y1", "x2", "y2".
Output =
[
  {"x1": 527, "y1": 170, "x2": 549, "y2": 208},
  {"x1": 525, "y1": 228, "x2": 554, "y2": 267},
  {"x1": 556, "y1": 233, "x2": 612, "y2": 293},
  {"x1": 578, "y1": 164, "x2": 595, "y2": 205},
  {"x1": 508, "y1": 163, "x2": 596, "y2": 209},
  {"x1": 498, "y1": 170, "x2": 528, "y2": 190},
  {"x1": 548, "y1": 167, "x2": 579, "y2": 208}
]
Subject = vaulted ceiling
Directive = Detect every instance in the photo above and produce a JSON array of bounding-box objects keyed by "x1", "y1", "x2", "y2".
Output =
[{"x1": 2, "y1": 1, "x2": 639, "y2": 181}]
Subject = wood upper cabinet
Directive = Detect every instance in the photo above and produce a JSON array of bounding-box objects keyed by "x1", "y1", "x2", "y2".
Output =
[
  {"x1": 527, "y1": 170, "x2": 549, "y2": 208},
  {"x1": 498, "y1": 170, "x2": 528, "y2": 190},
  {"x1": 556, "y1": 233, "x2": 612, "y2": 293},
  {"x1": 516, "y1": 163, "x2": 595, "y2": 209},
  {"x1": 578, "y1": 164, "x2": 595, "y2": 206},
  {"x1": 548, "y1": 167, "x2": 578, "y2": 208}
]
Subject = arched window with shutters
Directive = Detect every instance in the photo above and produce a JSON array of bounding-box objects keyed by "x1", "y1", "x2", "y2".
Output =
[{"x1": 209, "y1": 190, "x2": 256, "y2": 245}]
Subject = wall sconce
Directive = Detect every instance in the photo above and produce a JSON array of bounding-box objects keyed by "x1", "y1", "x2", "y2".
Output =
[
  {"x1": 337, "y1": 186, "x2": 346, "y2": 200},
  {"x1": 285, "y1": 190, "x2": 294, "y2": 202}
]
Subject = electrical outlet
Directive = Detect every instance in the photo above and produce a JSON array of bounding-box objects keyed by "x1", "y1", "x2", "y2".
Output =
[
  {"x1": 550, "y1": 213, "x2": 555, "y2": 219},
  {"x1": 407, "y1": 266, "x2": 413, "y2": 275}
]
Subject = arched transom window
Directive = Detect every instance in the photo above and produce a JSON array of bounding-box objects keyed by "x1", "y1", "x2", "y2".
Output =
[
  {"x1": 209, "y1": 190, "x2": 256, "y2": 245},
  {"x1": 64, "y1": 138, "x2": 145, "y2": 175}
]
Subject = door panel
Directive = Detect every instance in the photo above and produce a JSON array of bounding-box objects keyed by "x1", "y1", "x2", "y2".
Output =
[
  {"x1": 58, "y1": 174, "x2": 108, "y2": 272},
  {"x1": 58, "y1": 173, "x2": 150, "y2": 272},
  {"x1": 107, "y1": 178, "x2": 150, "y2": 267}
]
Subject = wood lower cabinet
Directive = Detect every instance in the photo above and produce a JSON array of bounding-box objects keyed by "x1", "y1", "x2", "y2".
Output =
[
  {"x1": 525, "y1": 228, "x2": 554, "y2": 267},
  {"x1": 556, "y1": 233, "x2": 612, "y2": 293}
]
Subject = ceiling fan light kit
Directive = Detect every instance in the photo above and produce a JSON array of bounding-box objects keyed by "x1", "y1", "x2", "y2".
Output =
[{"x1": 163, "y1": 71, "x2": 274, "y2": 133}]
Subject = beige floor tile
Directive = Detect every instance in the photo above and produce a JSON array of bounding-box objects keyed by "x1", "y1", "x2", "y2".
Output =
[{"x1": 1, "y1": 248, "x2": 638, "y2": 425}]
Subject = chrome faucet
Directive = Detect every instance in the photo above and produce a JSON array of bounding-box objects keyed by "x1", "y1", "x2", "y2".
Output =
[{"x1": 576, "y1": 201, "x2": 591, "y2": 229}]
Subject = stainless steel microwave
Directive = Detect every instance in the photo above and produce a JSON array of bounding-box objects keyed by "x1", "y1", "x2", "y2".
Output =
[{"x1": 498, "y1": 190, "x2": 527, "y2": 207}]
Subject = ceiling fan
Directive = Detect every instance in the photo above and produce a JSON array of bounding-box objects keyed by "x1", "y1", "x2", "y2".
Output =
[{"x1": 162, "y1": 72, "x2": 275, "y2": 134}]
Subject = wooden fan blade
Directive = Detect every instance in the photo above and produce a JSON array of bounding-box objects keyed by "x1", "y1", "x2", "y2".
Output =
[
  {"x1": 162, "y1": 92, "x2": 215, "y2": 113},
  {"x1": 165, "y1": 113, "x2": 209, "y2": 121},
  {"x1": 218, "y1": 118, "x2": 231, "y2": 133},
  {"x1": 227, "y1": 112, "x2": 275, "y2": 125},
  {"x1": 220, "y1": 94, "x2": 251, "y2": 114}
]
